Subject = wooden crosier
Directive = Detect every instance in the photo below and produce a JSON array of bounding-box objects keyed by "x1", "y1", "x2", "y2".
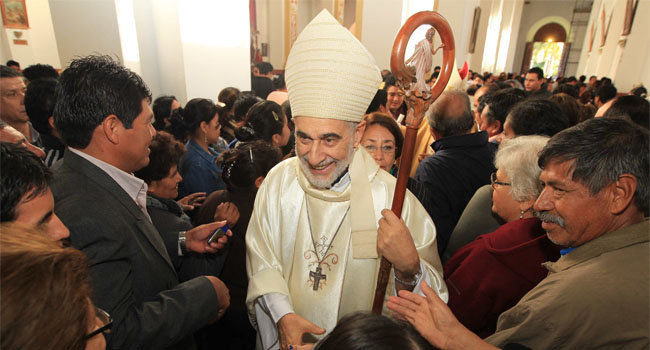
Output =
[{"x1": 372, "y1": 10, "x2": 455, "y2": 314}]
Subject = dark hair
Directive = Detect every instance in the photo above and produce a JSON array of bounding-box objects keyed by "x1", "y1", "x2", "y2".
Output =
[
  {"x1": 314, "y1": 312, "x2": 434, "y2": 350},
  {"x1": 538, "y1": 118, "x2": 649, "y2": 214},
  {"x1": 579, "y1": 88, "x2": 593, "y2": 104},
  {"x1": 630, "y1": 86, "x2": 647, "y2": 98},
  {"x1": 603, "y1": 95, "x2": 650, "y2": 129},
  {"x1": 5, "y1": 60, "x2": 19, "y2": 68},
  {"x1": 233, "y1": 93, "x2": 263, "y2": 122},
  {"x1": 552, "y1": 83, "x2": 579, "y2": 99},
  {"x1": 221, "y1": 140, "x2": 282, "y2": 190},
  {"x1": 1, "y1": 142, "x2": 52, "y2": 222},
  {"x1": 507, "y1": 99, "x2": 569, "y2": 137},
  {"x1": 527, "y1": 67, "x2": 544, "y2": 80},
  {"x1": 578, "y1": 103, "x2": 596, "y2": 123},
  {"x1": 280, "y1": 100, "x2": 295, "y2": 156},
  {"x1": 579, "y1": 75, "x2": 586, "y2": 83},
  {"x1": 596, "y1": 84, "x2": 617, "y2": 104},
  {"x1": 1, "y1": 225, "x2": 92, "y2": 350},
  {"x1": 548, "y1": 93, "x2": 580, "y2": 126},
  {"x1": 255, "y1": 62, "x2": 274, "y2": 75},
  {"x1": 167, "y1": 98, "x2": 220, "y2": 142},
  {"x1": 152, "y1": 95, "x2": 177, "y2": 131},
  {"x1": 24, "y1": 78, "x2": 58, "y2": 135},
  {"x1": 53, "y1": 55, "x2": 151, "y2": 148},
  {"x1": 366, "y1": 89, "x2": 388, "y2": 114},
  {"x1": 0, "y1": 65, "x2": 22, "y2": 78},
  {"x1": 484, "y1": 87, "x2": 525, "y2": 127},
  {"x1": 134, "y1": 131, "x2": 186, "y2": 184},
  {"x1": 281, "y1": 100, "x2": 293, "y2": 127},
  {"x1": 234, "y1": 100, "x2": 285, "y2": 143},
  {"x1": 428, "y1": 90, "x2": 474, "y2": 137},
  {"x1": 22, "y1": 64, "x2": 59, "y2": 81},
  {"x1": 364, "y1": 112, "x2": 404, "y2": 157},
  {"x1": 383, "y1": 74, "x2": 398, "y2": 89},
  {"x1": 475, "y1": 83, "x2": 502, "y2": 115},
  {"x1": 218, "y1": 87, "x2": 240, "y2": 113},
  {"x1": 466, "y1": 84, "x2": 481, "y2": 96}
]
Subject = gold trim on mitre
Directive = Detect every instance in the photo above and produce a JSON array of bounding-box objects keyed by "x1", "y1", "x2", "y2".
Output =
[{"x1": 285, "y1": 9, "x2": 382, "y2": 123}]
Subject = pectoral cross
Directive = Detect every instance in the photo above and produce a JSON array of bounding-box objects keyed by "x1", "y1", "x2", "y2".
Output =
[{"x1": 310, "y1": 266, "x2": 326, "y2": 291}]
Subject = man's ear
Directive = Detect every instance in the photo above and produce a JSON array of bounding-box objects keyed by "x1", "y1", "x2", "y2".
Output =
[
  {"x1": 353, "y1": 120, "x2": 367, "y2": 148},
  {"x1": 48, "y1": 116, "x2": 55, "y2": 130},
  {"x1": 609, "y1": 174, "x2": 637, "y2": 215},
  {"x1": 102, "y1": 115, "x2": 122, "y2": 145},
  {"x1": 485, "y1": 120, "x2": 502, "y2": 137},
  {"x1": 254, "y1": 176, "x2": 265, "y2": 189}
]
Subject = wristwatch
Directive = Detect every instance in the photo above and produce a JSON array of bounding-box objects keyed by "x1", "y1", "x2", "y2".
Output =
[
  {"x1": 394, "y1": 265, "x2": 422, "y2": 287},
  {"x1": 179, "y1": 231, "x2": 188, "y2": 255}
]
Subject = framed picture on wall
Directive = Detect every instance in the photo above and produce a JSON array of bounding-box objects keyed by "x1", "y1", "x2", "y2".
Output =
[
  {"x1": 1, "y1": 0, "x2": 29, "y2": 29},
  {"x1": 468, "y1": 7, "x2": 481, "y2": 54}
]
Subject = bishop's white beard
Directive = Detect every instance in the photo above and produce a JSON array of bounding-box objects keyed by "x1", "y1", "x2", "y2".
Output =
[{"x1": 298, "y1": 142, "x2": 355, "y2": 189}]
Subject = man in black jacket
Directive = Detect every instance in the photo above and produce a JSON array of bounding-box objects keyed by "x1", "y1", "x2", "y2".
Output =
[
  {"x1": 415, "y1": 90, "x2": 496, "y2": 255},
  {"x1": 51, "y1": 55, "x2": 230, "y2": 349}
]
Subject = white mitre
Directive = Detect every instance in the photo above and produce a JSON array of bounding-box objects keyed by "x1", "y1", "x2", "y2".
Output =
[
  {"x1": 444, "y1": 59, "x2": 465, "y2": 91},
  {"x1": 285, "y1": 9, "x2": 382, "y2": 123}
]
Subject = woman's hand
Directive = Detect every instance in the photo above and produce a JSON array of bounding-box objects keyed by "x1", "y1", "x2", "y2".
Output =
[
  {"x1": 177, "y1": 192, "x2": 207, "y2": 211},
  {"x1": 214, "y1": 202, "x2": 240, "y2": 227}
]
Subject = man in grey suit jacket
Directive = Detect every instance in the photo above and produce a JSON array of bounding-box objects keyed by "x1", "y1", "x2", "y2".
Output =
[{"x1": 51, "y1": 55, "x2": 230, "y2": 349}]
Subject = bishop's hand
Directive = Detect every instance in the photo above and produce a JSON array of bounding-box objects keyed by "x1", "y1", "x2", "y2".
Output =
[
  {"x1": 377, "y1": 209, "x2": 420, "y2": 288},
  {"x1": 277, "y1": 313, "x2": 325, "y2": 350}
]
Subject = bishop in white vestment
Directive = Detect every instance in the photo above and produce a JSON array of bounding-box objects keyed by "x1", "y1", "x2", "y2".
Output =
[{"x1": 245, "y1": 10, "x2": 448, "y2": 350}]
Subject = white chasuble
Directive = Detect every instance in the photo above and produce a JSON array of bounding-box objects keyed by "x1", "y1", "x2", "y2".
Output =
[{"x1": 246, "y1": 147, "x2": 448, "y2": 349}]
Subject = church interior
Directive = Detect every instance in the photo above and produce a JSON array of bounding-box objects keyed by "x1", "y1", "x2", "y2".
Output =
[{"x1": 1, "y1": 0, "x2": 647, "y2": 104}]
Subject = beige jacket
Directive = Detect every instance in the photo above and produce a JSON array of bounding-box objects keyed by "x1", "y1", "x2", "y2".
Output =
[{"x1": 486, "y1": 219, "x2": 649, "y2": 349}]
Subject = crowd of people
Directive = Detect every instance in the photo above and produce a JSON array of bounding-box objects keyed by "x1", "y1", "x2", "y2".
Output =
[{"x1": 1, "y1": 9, "x2": 648, "y2": 350}]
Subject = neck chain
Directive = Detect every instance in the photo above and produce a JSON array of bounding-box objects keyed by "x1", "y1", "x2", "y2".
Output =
[{"x1": 305, "y1": 199, "x2": 350, "y2": 290}]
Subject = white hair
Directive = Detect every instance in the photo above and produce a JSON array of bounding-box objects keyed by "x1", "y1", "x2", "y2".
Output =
[{"x1": 494, "y1": 135, "x2": 550, "y2": 202}]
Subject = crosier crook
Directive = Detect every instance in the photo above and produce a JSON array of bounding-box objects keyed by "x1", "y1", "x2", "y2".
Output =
[{"x1": 372, "y1": 10, "x2": 455, "y2": 314}]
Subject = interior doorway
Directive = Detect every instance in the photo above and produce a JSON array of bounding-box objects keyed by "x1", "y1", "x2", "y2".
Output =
[{"x1": 521, "y1": 22, "x2": 568, "y2": 77}]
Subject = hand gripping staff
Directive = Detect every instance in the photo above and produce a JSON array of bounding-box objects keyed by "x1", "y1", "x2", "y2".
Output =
[{"x1": 372, "y1": 10, "x2": 455, "y2": 314}]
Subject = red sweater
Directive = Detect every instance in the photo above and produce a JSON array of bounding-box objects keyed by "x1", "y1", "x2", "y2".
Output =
[{"x1": 444, "y1": 217, "x2": 561, "y2": 338}]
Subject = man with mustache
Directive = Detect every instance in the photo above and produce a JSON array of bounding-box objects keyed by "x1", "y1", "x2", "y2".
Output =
[
  {"x1": 245, "y1": 10, "x2": 447, "y2": 350},
  {"x1": 388, "y1": 117, "x2": 649, "y2": 349}
]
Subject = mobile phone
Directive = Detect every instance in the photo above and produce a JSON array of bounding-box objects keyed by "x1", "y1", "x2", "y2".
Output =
[{"x1": 208, "y1": 224, "x2": 229, "y2": 244}]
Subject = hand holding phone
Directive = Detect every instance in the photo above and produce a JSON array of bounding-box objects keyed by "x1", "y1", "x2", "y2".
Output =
[{"x1": 208, "y1": 224, "x2": 230, "y2": 245}]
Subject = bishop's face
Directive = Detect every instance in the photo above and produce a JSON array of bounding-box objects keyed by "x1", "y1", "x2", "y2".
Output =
[{"x1": 294, "y1": 117, "x2": 365, "y2": 189}]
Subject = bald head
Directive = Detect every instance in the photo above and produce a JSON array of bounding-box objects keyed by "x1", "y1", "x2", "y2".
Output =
[{"x1": 427, "y1": 90, "x2": 474, "y2": 138}]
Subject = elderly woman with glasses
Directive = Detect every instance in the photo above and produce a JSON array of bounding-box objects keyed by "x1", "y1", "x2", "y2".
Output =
[
  {"x1": 360, "y1": 112, "x2": 431, "y2": 213},
  {"x1": 442, "y1": 136, "x2": 561, "y2": 338}
]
